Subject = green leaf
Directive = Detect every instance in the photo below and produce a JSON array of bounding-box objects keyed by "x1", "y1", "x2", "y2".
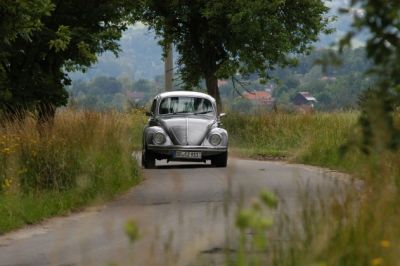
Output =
[
  {"x1": 49, "y1": 26, "x2": 71, "y2": 52},
  {"x1": 260, "y1": 190, "x2": 278, "y2": 209},
  {"x1": 124, "y1": 220, "x2": 140, "y2": 243}
]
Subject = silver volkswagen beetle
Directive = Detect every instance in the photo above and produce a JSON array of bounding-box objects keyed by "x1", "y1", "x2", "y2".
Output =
[{"x1": 142, "y1": 91, "x2": 228, "y2": 168}]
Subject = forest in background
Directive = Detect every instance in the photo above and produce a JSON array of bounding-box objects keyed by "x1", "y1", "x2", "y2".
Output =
[{"x1": 68, "y1": 47, "x2": 371, "y2": 112}]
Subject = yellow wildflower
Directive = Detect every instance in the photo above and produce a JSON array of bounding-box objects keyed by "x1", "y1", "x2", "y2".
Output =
[
  {"x1": 380, "y1": 240, "x2": 390, "y2": 248},
  {"x1": 2, "y1": 147, "x2": 11, "y2": 155},
  {"x1": 2, "y1": 178, "x2": 12, "y2": 190},
  {"x1": 371, "y1": 258, "x2": 383, "y2": 266}
]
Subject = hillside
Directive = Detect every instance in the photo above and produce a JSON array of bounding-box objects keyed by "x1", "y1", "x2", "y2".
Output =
[{"x1": 69, "y1": 24, "x2": 164, "y2": 81}]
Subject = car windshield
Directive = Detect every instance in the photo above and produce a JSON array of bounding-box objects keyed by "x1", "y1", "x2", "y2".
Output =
[{"x1": 159, "y1": 97, "x2": 214, "y2": 116}]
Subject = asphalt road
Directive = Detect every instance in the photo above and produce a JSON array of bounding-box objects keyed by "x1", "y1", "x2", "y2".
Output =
[{"x1": 0, "y1": 157, "x2": 345, "y2": 266}]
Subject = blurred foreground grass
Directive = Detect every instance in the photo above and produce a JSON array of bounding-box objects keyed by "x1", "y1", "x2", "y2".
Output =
[
  {"x1": 224, "y1": 111, "x2": 400, "y2": 266},
  {"x1": 0, "y1": 109, "x2": 146, "y2": 233},
  {"x1": 269, "y1": 152, "x2": 400, "y2": 266}
]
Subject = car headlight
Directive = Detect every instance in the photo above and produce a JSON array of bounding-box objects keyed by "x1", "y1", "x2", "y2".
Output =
[
  {"x1": 209, "y1": 133, "x2": 222, "y2": 146},
  {"x1": 153, "y1": 132, "x2": 166, "y2": 145}
]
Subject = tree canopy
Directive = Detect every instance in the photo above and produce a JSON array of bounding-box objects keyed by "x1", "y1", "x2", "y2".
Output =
[
  {"x1": 133, "y1": 0, "x2": 330, "y2": 109},
  {"x1": 0, "y1": 0, "x2": 54, "y2": 99},
  {"x1": 0, "y1": 1, "x2": 53, "y2": 46},
  {"x1": 0, "y1": 0, "x2": 136, "y2": 121}
]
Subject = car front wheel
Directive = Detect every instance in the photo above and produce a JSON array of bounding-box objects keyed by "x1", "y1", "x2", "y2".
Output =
[
  {"x1": 142, "y1": 148, "x2": 156, "y2": 169},
  {"x1": 212, "y1": 151, "x2": 228, "y2": 167}
]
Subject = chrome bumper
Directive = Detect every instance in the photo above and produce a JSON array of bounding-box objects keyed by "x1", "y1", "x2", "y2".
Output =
[{"x1": 147, "y1": 145, "x2": 227, "y2": 157}]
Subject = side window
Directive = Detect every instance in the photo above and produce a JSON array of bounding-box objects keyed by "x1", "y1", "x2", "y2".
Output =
[
  {"x1": 160, "y1": 98, "x2": 171, "y2": 114},
  {"x1": 150, "y1": 99, "x2": 157, "y2": 114}
]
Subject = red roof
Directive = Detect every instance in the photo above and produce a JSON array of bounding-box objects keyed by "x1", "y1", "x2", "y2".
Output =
[
  {"x1": 218, "y1": 80, "x2": 229, "y2": 87},
  {"x1": 242, "y1": 91, "x2": 272, "y2": 101}
]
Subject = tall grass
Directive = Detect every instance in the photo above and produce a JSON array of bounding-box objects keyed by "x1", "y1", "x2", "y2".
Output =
[
  {"x1": 269, "y1": 151, "x2": 400, "y2": 266},
  {"x1": 0, "y1": 110, "x2": 144, "y2": 233},
  {"x1": 224, "y1": 112, "x2": 359, "y2": 170}
]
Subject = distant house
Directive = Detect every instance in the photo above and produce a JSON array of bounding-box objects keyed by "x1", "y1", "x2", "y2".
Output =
[
  {"x1": 242, "y1": 91, "x2": 274, "y2": 106},
  {"x1": 127, "y1": 91, "x2": 146, "y2": 102},
  {"x1": 292, "y1": 91, "x2": 317, "y2": 111},
  {"x1": 218, "y1": 79, "x2": 229, "y2": 87},
  {"x1": 320, "y1": 76, "x2": 337, "y2": 81}
]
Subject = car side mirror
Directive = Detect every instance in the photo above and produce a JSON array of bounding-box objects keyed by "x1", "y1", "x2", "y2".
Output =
[
  {"x1": 218, "y1": 113, "x2": 226, "y2": 126},
  {"x1": 146, "y1": 111, "x2": 153, "y2": 117}
]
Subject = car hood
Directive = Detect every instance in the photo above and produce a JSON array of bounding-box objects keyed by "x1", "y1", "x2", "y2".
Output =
[{"x1": 159, "y1": 116, "x2": 215, "y2": 145}]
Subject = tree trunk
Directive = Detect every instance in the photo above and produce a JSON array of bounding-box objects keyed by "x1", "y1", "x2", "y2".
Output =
[
  {"x1": 164, "y1": 43, "x2": 173, "y2": 91},
  {"x1": 205, "y1": 72, "x2": 222, "y2": 112}
]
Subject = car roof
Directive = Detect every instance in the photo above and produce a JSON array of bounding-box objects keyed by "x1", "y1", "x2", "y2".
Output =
[{"x1": 157, "y1": 91, "x2": 215, "y2": 102}]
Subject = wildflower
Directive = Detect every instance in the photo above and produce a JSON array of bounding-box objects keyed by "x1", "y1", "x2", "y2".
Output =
[
  {"x1": 2, "y1": 147, "x2": 11, "y2": 155},
  {"x1": 371, "y1": 257, "x2": 383, "y2": 266},
  {"x1": 380, "y1": 240, "x2": 390, "y2": 248},
  {"x1": 2, "y1": 178, "x2": 12, "y2": 190}
]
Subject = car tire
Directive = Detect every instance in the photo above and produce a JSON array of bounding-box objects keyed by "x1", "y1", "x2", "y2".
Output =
[
  {"x1": 142, "y1": 148, "x2": 156, "y2": 169},
  {"x1": 212, "y1": 151, "x2": 228, "y2": 167}
]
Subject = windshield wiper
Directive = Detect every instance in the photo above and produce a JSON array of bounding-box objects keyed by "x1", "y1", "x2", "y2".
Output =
[
  {"x1": 194, "y1": 110, "x2": 213, "y2": 115},
  {"x1": 171, "y1": 111, "x2": 190, "y2": 115}
]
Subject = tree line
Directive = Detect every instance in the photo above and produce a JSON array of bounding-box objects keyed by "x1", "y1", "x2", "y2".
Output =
[
  {"x1": 68, "y1": 76, "x2": 164, "y2": 111},
  {"x1": 271, "y1": 47, "x2": 372, "y2": 111},
  {"x1": 67, "y1": 47, "x2": 371, "y2": 112}
]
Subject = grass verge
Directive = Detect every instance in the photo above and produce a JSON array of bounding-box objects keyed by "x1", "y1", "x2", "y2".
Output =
[
  {"x1": 224, "y1": 112, "x2": 361, "y2": 170},
  {"x1": 0, "y1": 110, "x2": 146, "y2": 234}
]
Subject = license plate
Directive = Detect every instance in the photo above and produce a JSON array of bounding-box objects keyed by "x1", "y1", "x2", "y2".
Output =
[{"x1": 175, "y1": 151, "x2": 202, "y2": 159}]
